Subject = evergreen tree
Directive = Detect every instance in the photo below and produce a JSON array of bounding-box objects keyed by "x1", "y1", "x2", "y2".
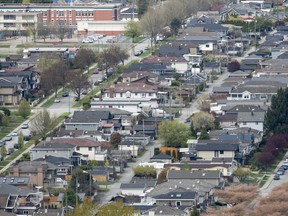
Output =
[{"x1": 264, "y1": 88, "x2": 288, "y2": 135}]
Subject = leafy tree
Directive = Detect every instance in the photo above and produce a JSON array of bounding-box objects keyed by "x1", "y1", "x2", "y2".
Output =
[
  {"x1": 30, "y1": 109, "x2": 53, "y2": 139},
  {"x1": 227, "y1": 60, "x2": 240, "y2": 72},
  {"x1": 0, "y1": 146, "x2": 7, "y2": 158},
  {"x1": 66, "y1": 199, "x2": 98, "y2": 216},
  {"x1": 264, "y1": 88, "x2": 288, "y2": 135},
  {"x1": 199, "y1": 129, "x2": 210, "y2": 140},
  {"x1": 18, "y1": 99, "x2": 31, "y2": 118},
  {"x1": 69, "y1": 168, "x2": 96, "y2": 196},
  {"x1": 73, "y1": 48, "x2": 96, "y2": 72},
  {"x1": 158, "y1": 120, "x2": 191, "y2": 148},
  {"x1": 136, "y1": 0, "x2": 150, "y2": 19},
  {"x1": 157, "y1": 168, "x2": 168, "y2": 184},
  {"x1": 1, "y1": 116, "x2": 9, "y2": 127},
  {"x1": 190, "y1": 121, "x2": 197, "y2": 138},
  {"x1": 195, "y1": 93, "x2": 211, "y2": 112},
  {"x1": 53, "y1": 61, "x2": 71, "y2": 89},
  {"x1": 233, "y1": 167, "x2": 250, "y2": 182},
  {"x1": 110, "y1": 132, "x2": 121, "y2": 148},
  {"x1": 191, "y1": 112, "x2": 215, "y2": 131},
  {"x1": 18, "y1": 132, "x2": 24, "y2": 149},
  {"x1": 133, "y1": 166, "x2": 156, "y2": 178},
  {"x1": 37, "y1": 53, "x2": 59, "y2": 71},
  {"x1": 190, "y1": 207, "x2": 200, "y2": 216},
  {"x1": 0, "y1": 107, "x2": 11, "y2": 116},
  {"x1": 63, "y1": 188, "x2": 79, "y2": 207},
  {"x1": 255, "y1": 151, "x2": 275, "y2": 170},
  {"x1": 97, "y1": 201, "x2": 135, "y2": 216},
  {"x1": 69, "y1": 70, "x2": 90, "y2": 99},
  {"x1": 124, "y1": 21, "x2": 141, "y2": 43},
  {"x1": 82, "y1": 102, "x2": 91, "y2": 110},
  {"x1": 170, "y1": 18, "x2": 181, "y2": 36}
]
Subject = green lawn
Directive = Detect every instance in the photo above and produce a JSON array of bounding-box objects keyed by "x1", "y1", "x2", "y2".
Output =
[
  {"x1": 133, "y1": 36, "x2": 145, "y2": 43},
  {"x1": 41, "y1": 91, "x2": 63, "y2": 108},
  {"x1": 16, "y1": 44, "x2": 34, "y2": 48},
  {"x1": 259, "y1": 175, "x2": 269, "y2": 187},
  {"x1": 0, "y1": 44, "x2": 10, "y2": 48},
  {"x1": 0, "y1": 114, "x2": 26, "y2": 140}
]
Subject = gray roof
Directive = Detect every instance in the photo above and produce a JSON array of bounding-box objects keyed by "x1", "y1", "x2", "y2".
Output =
[
  {"x1": 32, "y1": 142, "x2": 75, "y2": 150},
  {"x1": 12, "y1": 161, "x2": 57, "y2": 173},
  {"x1": 120, "y1": 183, "x2": 146, "y2": 189},
  {"x1": 237, "y1": 111, "x2": 265, "y2": 122},
  {"x1": 152, "y1": 187, "x2": 197, "y2": 200},
  {"x1": 0, "y1": 177, "x2": 30, "y2": 185},
  {"x1": 195, "y1": 143, "x2": 239, "y2": 151},
  {"x1": 226, "y1": 105, "x2": 266, "y2": 113},
  {"x1": 133, "y1": 124, "x2": 156, "y2": 131},
  {"x1": 90, "y1": 108, "x2": 132, "y2": 115},
  {"x1": 151, "y1": 153, "x2": 173, "y2": 160},
  {"x1": 167, "y1": 170, "x2": 221, "y2": 180},
  {"x1": 65, "y1": 110, "x2": 111, "y2": 124},
  {"x1": 33, "y1": 155, "x2": 71, "y2": 165},
  {"x1": 0, "y1": 184, "x2": 35, "y2": 195}
]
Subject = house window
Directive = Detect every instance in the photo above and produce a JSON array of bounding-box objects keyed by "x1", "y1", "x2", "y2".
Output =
[
  {"x1": 256, "y1": 122, "x2": 258, "y2": 125},
  {"x1": 88, "y1": 147, "x2": 92, "y2": 151},
  {"x1": 76, "y1": 147, "x2": 80, "y2": 151},
  {"x1": 243, "y1": 122, "x2": 247, "y2": 125},
  {"x1": 59, "y1": 11, "x2": 64, "y2": 16},
  {"x1": 142, "y1": 93, "x2": 145, "y2": 97},
  {"x1": 149, "y1": 93, "x2": 152, "y2": 96},
  {"x1": 43, "y1": 11, "x2": 47, "y2": 16},
  {"x1": 76, "y1": 11, "x2": 81, "y2": 16},
  {"x1": 205, "y1": 44, "x2": 209, "y2": 48},
  {"x1": 89, "y1": 11, "x2": 94, "y2": 16},
  {"x1": 214, "y1": 151, "x2": 219, "y2": 157},
  {"x1": 82, "y1": 11, "x2": 87, "y2": 16},
  {"x1": 260, "y1": 95, "x2": 267, "y2": 100},
  {"x1": 24, "y1": 211, "x2": 29, "y2": 214},
  {"x1": 135, "y1": 93, "x2": 138, "y2": 96},
  {"x1": 120, "y1": 93, "x2": 123, "y2": 97},
  {"x1": 220, "y1": 150, "x2": 224, "y2": 154},
  {"x1": 176, "y1": 201, "x2": 181, "y2": 206},
  {"x1": 243, "y1": 94, "x2": 249, "y2": 99}
]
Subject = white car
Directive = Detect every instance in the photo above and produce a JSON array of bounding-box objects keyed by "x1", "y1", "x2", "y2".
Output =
[
  {"x1": 11, "y1": 132, "x2": 18, "y2": 136},
  {"x1": 54, "y1": 99, "x2": 61, "y2": 103},
  {"x1": 5, "y1": 136, "x2": 12, "y2": 141},
  {"x1": 82, "y1": 38, "x2": 93, "y2": 43}
]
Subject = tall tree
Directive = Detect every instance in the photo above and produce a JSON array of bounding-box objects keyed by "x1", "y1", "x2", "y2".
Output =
[
  {"x1": 53, "y1": 61, "x2": 71, "y2": 89},
  {"x1": 264, "y1": 88, "x2": 288, "y2": 135},
  {"x1": 140, "y1": 8, "x2": 165, "y2": 49},
  {"x1": 69, "y1": 167, "x2": 96, "y2": 195},
  {"x1": 18, "y1": 131, "x2": 24, "y2": 149},
  {"x1": 51, "y1": 20, "x2": 71, "y2": 42},
  {"x1": 37, "y1": 53, "x2": 60, "y2": 71},
  {"x1": 41, "y1": 65, "x2": 61, "y2": 97},
  {"x1": 170, "y1": 18, "x2": 181, "y2": 36},
  {"x1": 136, "y1": 0, "x2": 150, "y2": 19},
  {"x1": 191, "y1": 112, "x2": 215, "y2": 131},
  {"x1": 30, "y1": 109, "x2": 53, "y2": 139},
  {"x1": 124, "y1": 21, "x2": 141, "y2": 43},
  {"x1": 158, "y1": 120, "x2": 191, "y2": 148},
  {"x1": 0, "y1": 146, "x2": 7, "y2": 158},
  {"x1": 69, "y1": 70, "x2": 90, "y2": 99},
  {"x1": 18, "y1": 99, "x2": 31, "y2": 118},
  {"x1": 73, "y1": 48, "x2": 96, "y2": 72},
  {"x1": 37, "y1": 22, "x2": 50, "y2": 42}
]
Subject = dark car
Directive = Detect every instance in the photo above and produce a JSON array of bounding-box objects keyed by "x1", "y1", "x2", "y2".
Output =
[
  {"x1": 24, "y1": 135, "x2": 31, "y2": 141},
  {"x1": 274, "y1": 174, "x2": 280, "y2": 180},
  {"x1": 62, "y1": 92, "x2": 69, "y2": 97},
  {"x1": 14, "y1": 144, "x2": 19, "y2": 149}
]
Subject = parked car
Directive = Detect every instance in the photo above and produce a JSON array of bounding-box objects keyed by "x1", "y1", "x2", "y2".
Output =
[
  {"x1": 274, "y1": 174, "x2": 280, "y2": 180},
  {"x1": 4, "y1": 136, "x2": 12, "y2": 141},
  {"x1": 14, "y1": 144, "x2": 19, "y2": 149},
  {"x1": 54, "y1": 99, "x2": 61, "y2": 103},
  {"x1": 277, "y1": 169, "x2": 285, "y2": 175},
  {"x1": 7, "y1": 148, "x2": 14, "y2": 155},
  {"x1": 11, "y1": 132, "x2": 18, "y2": 136},
  {"x1": 24, "y1": 135, "x2": 31, "y2": 141},
  {"x1": 82, "y1": 38, "x2": 93, "y2": 43},
  {"x1": 62, "y1": 92, "x2": 69, "y2": 97},
  {"x1": 281, "y1": 165, "x2": 288, "y2": 170},
  {"x1": 134, "y1": 50, "x2": 143, "y2": 56},
  {"x1": 82, "y1": 90, "x2": 88, "y2": 95},
  {"x1": 21, "y1": 124, "x2": 29, "y2": 129},
  {"x1": 0, "y1": 140, "x2": 6, "y2": 146}
]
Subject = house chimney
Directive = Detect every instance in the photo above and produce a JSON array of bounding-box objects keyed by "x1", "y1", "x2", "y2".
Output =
[{"x1": 109, "y1": 85, "x2": 115, "y2": 98}]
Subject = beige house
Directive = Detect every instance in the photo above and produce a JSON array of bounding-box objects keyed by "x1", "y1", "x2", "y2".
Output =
[
  {"x1": 0, "y1": 78, "x2": 23, "y2": 105},
  {"x1": 195, "y1": 143, "x2": 239, "y2": 160}
]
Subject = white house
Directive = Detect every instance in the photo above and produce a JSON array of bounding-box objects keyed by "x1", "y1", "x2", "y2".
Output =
[
  {"x1": 120, "y1": 183, "x2": 146, "y2": 196},
  {"x1": 118, "y1": 141, "x2": 143, "y2": 157},
  {"x1": 237, "y1": 111, "x2": 265, "y2": 132}
]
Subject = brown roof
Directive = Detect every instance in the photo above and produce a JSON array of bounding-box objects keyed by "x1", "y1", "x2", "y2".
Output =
[
  {"x1": 48, "y1": 138, "x2": 111, "y2": 148},
  {"x1": 142, "y1": 56, "x2": 187, "y2": 63},
  {"x1": 104, "y1": 82, "x2": 158, "y2": 93}
]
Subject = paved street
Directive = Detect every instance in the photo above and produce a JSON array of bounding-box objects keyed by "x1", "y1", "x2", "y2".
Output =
[{"x1": 98, "y1": 140, "x2": 160, "y2": 204}]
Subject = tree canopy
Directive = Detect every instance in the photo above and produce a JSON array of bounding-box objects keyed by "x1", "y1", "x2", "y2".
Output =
[
  {"x1": 18, "y1": 99, "x2": 31, "y2": 119},
  {"x1": 191, "y1": 112, "x2": 215, "y2": 131},
  {"x1": 158, "y1": 120, "x2": 190, "y2": 148},
  {"x1": 264, "y1": 88, "x2": 288, "y2": 135},
  {"x1": 124, "y1": 21, "x2": 141, "y2": 42}
]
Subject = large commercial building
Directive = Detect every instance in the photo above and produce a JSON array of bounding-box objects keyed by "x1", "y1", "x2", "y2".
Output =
[{"x1": 0, "y1": 3, "x2": 122, "y2": 26}]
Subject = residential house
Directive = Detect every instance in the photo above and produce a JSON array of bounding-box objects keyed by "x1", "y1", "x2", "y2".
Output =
[
  {"x1": 30, "y1": 141, "x2": 80, "y2": 166},
  {"x1": 0, "y1": 184, "x2": 43, "y2": 215},
  {"x1": 156, "y1": 42, "x2": 199, "y2": 57},
  {"x1": 152, "y1": 187, "x2": 198, "y2": 208},
  {"x1": 167, "y1": 170, "x2": 223, "y2": 186},
  {"x1": 133, "y1": 124, "x2": 157, "y2": 139},
  {"x1": 33, "y1": 155, "x2": 72, "y2": 176},
  {"x1": 122, "y1": 71, "x2": 158, "y2": 83},
  {"x1": 164, "y1": 157, "x2": 237, "y2": 177},
  {"x1": 120, "y1": 183, "x2": 146, "y2": 196},
  {"x1": 0, "y1": 77, "x2": 23, "y2": 105},
  {"x1": 91, "y1": 82, "x2": 159, "y2": 114},
  {"x1": 150, "y1": 153, "x2": 173, "y2": 164},
  {"x1": 220, "y1": 5, "x2": 257, "y2": 21},
  {"x1": 255, "y1": 59, "x2": 288, "y2": 76},
  {"x1": 64, "y1": 110, "x2": 112, "y2": 131},
  {"x1": 237, "y1": 110, "x2": 265, "y2": 132},
  {"x1": 240, "y1": 55, "x2": 262, "y2": 72},
  {"x1": 118, "y1": 140, "x2": 144, "y2": 157},
  {"x1": 227, "y1": 80, "x2": 286, "y2": 101},
  {"x1": 9, "y1": 161, "x2": 58, "y2": 187},
  {"x1": 89, "y1": 167, "x2": 113, "y2": 182},
  {"x1": 125, "y1": 62, "x2": 176, "y2": 76},
  {"x1": 123, "y1": 134, "x2": 151, "y2": 145},
  {"x1": 195, "y1": 142, "x2": 239, "y2": 161},
  {"x1": 203, "y1": 61, "x2": 221, "y2": 74}
]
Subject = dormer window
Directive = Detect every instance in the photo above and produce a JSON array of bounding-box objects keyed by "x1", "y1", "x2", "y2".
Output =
[{"x1": 126, "y1": 91, "x2": 131, "y2": 98}]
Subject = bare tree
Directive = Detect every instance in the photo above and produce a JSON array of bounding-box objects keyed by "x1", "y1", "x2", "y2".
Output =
[
  {"x1": 73, "y1": 48, "x2": 96, "y2": 72},
  {"x1": 69, "y1": 70, "x2": 90, "y2": 99},
  {"x1": 53, "y1": 61, "x2": 71, "y2": 89},
  {"x1": 140, "y1": 8, "x2": 165, "y2": 49},
  {"x1": 37, "y1": 22, "x2": 50, "y2": 43},
  {"x1": 51, "y1": 20, "x2": 71, "y2": 42},
  {"x1": 30, "y1": 109, "x2": 54, "y2": 139}
]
